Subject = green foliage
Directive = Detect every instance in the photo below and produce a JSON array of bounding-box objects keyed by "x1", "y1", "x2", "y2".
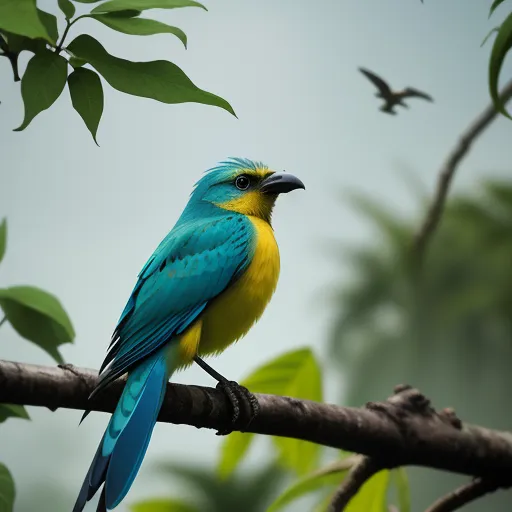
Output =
[
  {"x1": 68, "y1": 67, "x2": 104, "y2": 145},
  {"x1": 91, "y1": 14, "x2": 187, "y2": 47},
  {"x1": 391, "y1": 468, "x2": 411, "y2": 512},
  {"x1": 0, "y1": 285, "x2": 75, "y2": 363},
  {"x1": 0, "y1": 404, "x2": 30, "y2": 423},
  {"x1": 14, "y1": 50, "x2": 68, "y2": 131},
  {"x1": 267, "y1": 457, "x2": 354, "y2": 512},
  {"x1": 344, "y1": 471, "x2": 389, "y2": 512},
  {"x1": 490, "y1": 0, "x2": 507, "y2": 16},
  {"x1": 218, "y1": 348, "x2": 323, "y2": 478},
  {"x1": 130, "y1": 499, "x2": 198, "y2": 512},
  {"x1": 0, "y1": 0, "x2": 51, "y2": 42},
  {"x1": 481, "y1": 26, "x2": 499, "y2": 47},
  {"x1": 1, "y1": 0, "x2": 234, "y2": 143},
  {"x1": 0, "y1": 219, "x2": 6, "y2": 265},
  {"x1": 0, "y1": 463, "x2": 15, "y2": 512}
]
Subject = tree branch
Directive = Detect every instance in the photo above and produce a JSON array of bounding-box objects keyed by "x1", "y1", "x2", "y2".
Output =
[
  {"x1": 411, "y1": 78, "x2": 512, "y2": 267},
  {"x1": 328, "y1": 456, "x2": 383, "y2": 511},
  {"x1": 424, "y1": 478, "x2": 506, "y2": 512},
  {"x1": 2, "y1": 360, "x2": 512, "y2": 484}
]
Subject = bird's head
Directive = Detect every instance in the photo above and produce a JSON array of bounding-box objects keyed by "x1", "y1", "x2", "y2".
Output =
[{"x1": 186, "y1": 158, "x2": 305, "y2": 223}]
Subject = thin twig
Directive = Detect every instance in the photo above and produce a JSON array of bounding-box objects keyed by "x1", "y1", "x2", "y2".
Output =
[
  {"x1": 2, "y1": 360, "x2": 512, "y2": 483},
  {"x1": 424, "y1": 478, "x2": 504, "y2": 512},
  {"x1": 411, "y1": 78, "x2": 512, "y2": 268},
  {"x1": 328, "y1": 457, "x2": 383, "y2": 511}
]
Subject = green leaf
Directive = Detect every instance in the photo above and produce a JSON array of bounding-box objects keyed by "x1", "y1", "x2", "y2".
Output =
[
  {"x1": 481, "y1": 26, "x2": 500, "y2": 47},
  {"x1": 0, "y1": 404, "x2": 30, "y2": 423},
  {"x1": 37, "y1": 9, "x2": 59, "y2": 44},
  {"x1": 219, "y1": 348, "x2": 323, "y2": 477},
  {"x1": 0, "y1": 0, "x2": 51, "y2": 42},
  {"x1": 489, "y1": 11, "x2": 512, "y2": 118},
  {"x1": 0, "y1": 285, "x2": 75, "y2": 363},
  {"x1": 218, "y1": 431, "x2": 255, "y2": 480},
  {"x1": 345, "y1": 470, "x2": 389, "y2": 512},
  {"x1": 69, "y1": 56, "x2": 87, "y2": 68},
  {"x1": 68, "y1": 34, "x2": 235, "y2": 115},
  {"x1": 91, "y1": 0, "x2": 206, "y2": 15},
  {"x1": 104, "y1": 9, "x2": 141, "y2": 17},
  {"x1": 130, "y1": 499, "x2": 199, "y2": 512},
  {"x1": 0, "y1": 463, "x2": 15, "y2": 512},
  {"x1": 0, "y1": 219, "x2": 6, "y2": 265},
  {"x1": 14, "y1": 50, "x2": 68, "y2": 131},
  {"x1": 73, "y1": 0, "x2": 102, "y2": 3},
  {"x1": 391, "y1": 468, "x2": 410, "y2": 512},
  {"x1": 1, "y1": 31, "x2": 46, "y2": 54},
  {"x1": 267, "y1": 458, "x2": 354, "y2": 512},
  {"x1": 68, "y1": 67, "x2": 104, "y2": 145},
  {"x1": 90, "y1": 14, "x2": 187, "y2": 47},
  {"x1": 490, "y1": 0, "x2": 507, "y2": 17},
  {"x1": 58, "y1": 0, "x2": 76, "y2": 19}
]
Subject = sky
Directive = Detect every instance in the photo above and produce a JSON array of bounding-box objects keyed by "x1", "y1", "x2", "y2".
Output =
[{"x1": 1, "y1": 0, "x2": 512, "y2": 510}]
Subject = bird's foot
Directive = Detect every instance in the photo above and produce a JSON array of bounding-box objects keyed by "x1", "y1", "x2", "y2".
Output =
[{"x1": 215, "y1": 380, "x2": 260, "y2": 436}]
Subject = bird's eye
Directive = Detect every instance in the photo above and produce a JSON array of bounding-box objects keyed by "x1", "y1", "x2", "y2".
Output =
[{"x1": 235, "y1": 175, "x2": 251, "y2": 191}]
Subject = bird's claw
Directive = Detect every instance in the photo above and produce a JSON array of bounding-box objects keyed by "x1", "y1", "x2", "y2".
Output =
[{"x1": 215, "y1": 380, "x2": 260, "y2": 436}]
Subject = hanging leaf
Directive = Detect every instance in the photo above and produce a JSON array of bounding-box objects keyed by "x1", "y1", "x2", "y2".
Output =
[
  {"x1": 130, "y1": 499, "x2": 199, "y2": 512},
  {"x1": 481, "y1": 26, "x2": 500, "y2": 47},
  {"x1": 68, "y1": 67, "x2": 104, "y2": 145},
  {"x1": 345, "y1": 470, "x2": 390, "y2": 512},
  {"x1": 490, "y1": 0, "x2": 507, "y2": 17},
  {"x1": 91, "y1": 0, "x2": 206, "y2": 15},
  {"x1": 0, "y1": 0, "x2": 51, "y2": 42},
  {"x1": 14, "y1": 50, "x2": 68, "y2": 132},
  {"x1": 0, "y1": 404, "x2": 30, "y2": 423},
  {"x1": 58, "y1": 0, "x2": 76, "y2": 19},
  {"x1": 37, "y1": 9, "x2": 59, "y2": 44},
  {"x1": 218, "y1": 348, "x2": 323, "y2": 477},
  {"x1": 67, "y1": 34, "x2": 235, "y2": 115},
  {"x1": 488, "y1": 11, "x2": 512, "y2": 118},
  {"x1": 0, "y1": 286, "x2": 75, "y2": 364},
  {"x1": 391, "y1": 468, "x2": 410, "y2": 512},
  {"x1": 267, "y1": 457, "x2": 355, "y2": 512},
  {"x1": 0, "y1": 219, "x2": 6, "y2": 265},
  {"x1": 90, "y1": 14, "x2": 187, "y2": 47},
  {"x1": 0, "y1": 463, "x2": 15, "y2": 512}
]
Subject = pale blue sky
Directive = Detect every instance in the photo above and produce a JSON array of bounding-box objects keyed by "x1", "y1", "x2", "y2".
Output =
[{"x1": 1, "y1": 0, "x2": 511, "y2": 510}]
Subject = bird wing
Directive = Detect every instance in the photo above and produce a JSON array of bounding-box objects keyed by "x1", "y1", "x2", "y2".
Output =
[
  {"x1": 401, "y1": 87, "x2": 434, "y2": 102},
  {"x1": 93, "y1": 214, "x2": 254, "y2": 395},
  {"x1": 359, "y1": 67, "x2": 392, "y2": 96}
]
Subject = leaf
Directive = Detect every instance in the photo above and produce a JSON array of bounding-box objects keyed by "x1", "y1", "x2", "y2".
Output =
[
  {"x1": 0, "y1": 463, "x2": 15, "y2": 512},
  {"x1": 68, "y1": 34, "x2": 235, "y2": 115},
  {"x1": 0, "y1": 0, "x2": 51, "y2": 42},
  {"x1": 219, "y1": 348, "x2": 323, "y2": 477},
  {"x1": 489, "y1": 11, "x2": 512, "y2": 118},
  {"x1": 267, "y1": 458, "x2": 354, "y2": 512},
  {"x1": 490, "y1": 0, "x2": 507, "y2": 17},
  {"x1": 130, "y1": 499, "x2": 199, "y2": 512},
  {"x1": 14, "y1": 50, "x2": 68, "y2": 131},
  {"x1": 1, "y1": 31, "x2": 46, "y2": 54},
  {"x1": 90, "y1": 14, "x2": 187, "y2": 47},
  {"x1": 391, "y1": 468, "x2": 410, "y2": 512},
  {"x1": 481, "y1": 26, "x2": 500, "y2": 47},
  {"x1": 73, "y1": 0, "x2": 102, "y2": 3},
  {"x1": 68, "y1": 67, "x2": 104, "y2": 144},
  {"x1": 91, "y1": 0, "x2": 206, "y2": 15},
  {"x1": 345, "y1": 470, "x2": 389, "y2": 512},
  {"x1": 37, "y1": 9, "x2": 59, "y2": 44},
  {"x1": 58, "y1": 0, "x2": 76, "y2": 19},
  {"x1": 0, "y1": 285, "x2": 75, "y2": 363},
  {"x1": 218, "y1": 431, "x2": 255, "y2": 480},
  {"x1": 0, "y1": 404, "x2": 30, "y2": 423},
  {"x1": 0, "y1": 219, "x2": 6, "y2": 264}
]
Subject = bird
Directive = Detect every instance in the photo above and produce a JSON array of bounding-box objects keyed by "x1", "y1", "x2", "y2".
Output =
[
  {"x1": 73, "y1": 158, "x2": 305, "y2": 512},
  {"x1": 358, "y1": 67, "x2": 433, "y2": 115}
]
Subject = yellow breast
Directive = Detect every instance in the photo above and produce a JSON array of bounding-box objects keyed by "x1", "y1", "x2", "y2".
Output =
[{"x1": 196, "y1": 216, "x2": 280, "y2": 357}]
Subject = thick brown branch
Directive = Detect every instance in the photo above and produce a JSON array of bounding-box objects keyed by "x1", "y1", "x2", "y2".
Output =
[
  {"x1": 2, "y1": 360, "x2": 512, "y2": 482},
  {"x1": 412, "y1": 79, "x2": 512, "y2": 267},
  {"x1": 328, "y1": 456, "x2": 383, "y2": 511},
  {"x1": 424, "y1": 478, "x2": 505, "y2": 512}
]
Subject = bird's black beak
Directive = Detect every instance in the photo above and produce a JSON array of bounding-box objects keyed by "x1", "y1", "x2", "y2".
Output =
[{"x1": 260, "y1": 172, "x2": 305, "y2": 195}]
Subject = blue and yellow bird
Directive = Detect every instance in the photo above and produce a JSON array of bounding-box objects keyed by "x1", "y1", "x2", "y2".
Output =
[{"x1": 73, "y1": 158, "x2": 305, "y2": 512}]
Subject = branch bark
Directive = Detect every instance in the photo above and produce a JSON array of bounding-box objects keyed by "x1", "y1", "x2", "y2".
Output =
[
  {"x1": 2, "y1": 360, "x2": 512, "y2": 483},
  {"x1": 411, "y1": 78, "x2": 512, "y2": 267}
]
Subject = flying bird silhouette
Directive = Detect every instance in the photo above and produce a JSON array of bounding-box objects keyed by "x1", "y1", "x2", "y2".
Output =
[{"x1": 358, "y1": 67, "x2": 433, "y2": 115}]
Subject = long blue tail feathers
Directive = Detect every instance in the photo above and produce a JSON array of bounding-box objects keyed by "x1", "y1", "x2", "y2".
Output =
[{"x1": 73, "y1": 346, "x2": 177, "y2": 512}]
